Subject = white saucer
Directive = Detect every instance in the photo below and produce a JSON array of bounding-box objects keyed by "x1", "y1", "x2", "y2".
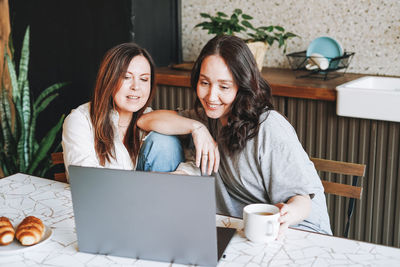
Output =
[{"x1": 0, "y1": 224, "x2": 53, "y2": 255}]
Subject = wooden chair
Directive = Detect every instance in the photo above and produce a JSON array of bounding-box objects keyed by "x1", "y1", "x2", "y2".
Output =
[
  {"x1": 310, "y1": 157, "x2": 366, "y2": 238},
  {"x1": 51, "y1": 152, "x2": 68, "y2": 183}
]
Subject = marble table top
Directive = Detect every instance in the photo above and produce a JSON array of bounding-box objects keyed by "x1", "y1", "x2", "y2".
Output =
[{"x1": 1, "y1": 173, "x2": 400, "y2": 266}]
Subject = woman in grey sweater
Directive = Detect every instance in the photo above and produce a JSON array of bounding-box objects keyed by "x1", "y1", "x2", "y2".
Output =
[{"x1": 138, "y1": 35, "x2": 332, "y2": 236}]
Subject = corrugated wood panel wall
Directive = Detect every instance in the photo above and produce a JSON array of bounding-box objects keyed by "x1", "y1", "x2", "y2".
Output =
[{"x1": 152, "y1": 85, "x2": 400, "y2": 248}]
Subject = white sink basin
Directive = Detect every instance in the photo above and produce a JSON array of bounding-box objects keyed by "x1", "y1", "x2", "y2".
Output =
[{"x1": 336, "y1": 76, "x2": 400, "y2": 122}]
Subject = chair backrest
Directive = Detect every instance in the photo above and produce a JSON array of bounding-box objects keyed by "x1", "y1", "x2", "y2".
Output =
[
  {"x1": 51, "y1": 152, "x2": 68, "y2": 183},
  {"x1": 310, "y1": 157, "x2": 365, "y2": 199},
  {"x1": 310, "y1": 157, "x2": 366, "y2": 237}
]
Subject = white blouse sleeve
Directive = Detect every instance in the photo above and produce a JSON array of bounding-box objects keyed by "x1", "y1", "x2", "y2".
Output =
[{"x1": 62, "y1": 108, "x2": 102, "y2": 177}]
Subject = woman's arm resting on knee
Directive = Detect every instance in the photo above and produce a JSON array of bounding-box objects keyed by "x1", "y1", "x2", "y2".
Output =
[
  {"x1": 275, "y1": 194, "x2": 311, "y2": 238},
  {"x1": 138, "y1": 110, "x2": 220, "y2": 174},
  {"x1": 138, "y1": 110, "x2": 202, "y2": 135}
]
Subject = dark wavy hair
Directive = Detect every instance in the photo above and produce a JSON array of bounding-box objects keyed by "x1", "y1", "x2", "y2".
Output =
[
  {"x1": 90, "y1": 42, "x2": 156, "y2": 166},
  {"x1": 191, "y1": 35, "x2": 274, "y2": 154}
]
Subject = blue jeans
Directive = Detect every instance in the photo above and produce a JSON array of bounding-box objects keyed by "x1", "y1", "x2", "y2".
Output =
[{"x1": 136, "y1": 132, "x2": 184, "y2": 172}]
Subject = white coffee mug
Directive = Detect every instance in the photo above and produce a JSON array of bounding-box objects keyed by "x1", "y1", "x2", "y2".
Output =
[
  {"x1": 307, "y1": 53, "x2": 330, "y2": 70},
  {"x1": 243, "y1": 204, "x2": 280, "y2": 243}
]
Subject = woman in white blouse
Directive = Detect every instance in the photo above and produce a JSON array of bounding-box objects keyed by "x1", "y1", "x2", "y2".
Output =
[{"x1": 62, "y1": 43, "x2": 183, "y2": 179}]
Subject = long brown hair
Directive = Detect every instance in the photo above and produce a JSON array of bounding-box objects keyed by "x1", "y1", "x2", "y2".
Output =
[
  {"x1": 191, "y1": 35, "x2": 274, "y2": 155},
  {"x1": 90, "y1": 43, "x2": 156, "y2": 166}
]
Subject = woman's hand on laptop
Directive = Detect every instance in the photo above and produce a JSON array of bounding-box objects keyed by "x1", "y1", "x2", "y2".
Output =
[{"x1": 191, "y1": 124, "x2": 219, "y2": 175}]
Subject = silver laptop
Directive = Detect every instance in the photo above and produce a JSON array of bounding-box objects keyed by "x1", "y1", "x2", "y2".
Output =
[{"x1": 68, "y1": 165, "x2": 235, "y2": 267}]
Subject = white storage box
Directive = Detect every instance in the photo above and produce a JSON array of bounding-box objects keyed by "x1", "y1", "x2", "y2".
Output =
[{"x1": 336, "y1": 76, "x2": 400, "y2": 122}]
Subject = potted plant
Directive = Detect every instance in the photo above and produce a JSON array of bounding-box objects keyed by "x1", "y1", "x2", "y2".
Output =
[
  {"x1": 244, "y1": 24, "x2": 299, "y2": 70},
  {"x1": 0, "y1": 27, "x2": 67, "y2": 178},
  {"x1": 194, "y1": 9, "x2": 253, "y2": 36},
  {"x1": 194, "y1": 9, "x2": 299, "y2": 71}
]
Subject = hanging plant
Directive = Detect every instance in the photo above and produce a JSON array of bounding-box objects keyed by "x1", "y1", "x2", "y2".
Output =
[{"x1": 0, "y1": 26, "x2": 67, "y2": 177}]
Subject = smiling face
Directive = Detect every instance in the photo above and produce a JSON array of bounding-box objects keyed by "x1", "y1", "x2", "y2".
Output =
[
  {"x1": 113, "y1": 55, "x2": 151, "y2": 121},
  {"x1": 197, "y1": 55, "x2": 238, "y2": 126}
]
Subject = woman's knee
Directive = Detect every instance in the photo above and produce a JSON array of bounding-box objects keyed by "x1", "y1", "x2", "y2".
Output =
[
  {"x1": 138, "y1": 132, "x2": 184, "y2": 172},
  {"x1": 143, "y1": 132, "x2": 183, "y2": 155},
  {"x1": 140, "y1": 132, "x2": 184, "y2": 166}
]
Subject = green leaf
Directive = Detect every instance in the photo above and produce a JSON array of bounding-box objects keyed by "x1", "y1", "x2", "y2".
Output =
[
  {"x1": 7, "y1": 35, "x2": 14, "y2": 57},
  {"x1": 27, "y1": 114, "x2": 65, "y2": 174},
  {"x1": 230, "y1": 13, "x2": 238, "y2": 21},
  {"x1": 29, "y1": 92, "x2": 59, "y2": 160},
  {"x1": 200, "y1": 13, "x2": 211, "y2": 18},
  {"x1": 5, "y1": 53, "x2": 20, "y2": 104},
  {"x1": 34, "y1": 82, "x2": 67, "y2": 110},
  {"x1": 28, "y1": 111, "x2": 37, "y2": 159},
  {"x1": 234, "y1": 9, "x2": 242, "y2": 15},
  {"x1": 0, "y1": 89, "x2": 16, "y2": 156},
  {"x1": 259, "y1": 26, "x2": 274, "y2": 32},
  {"x1": 0, "y1": 152, "x2": 8, "y2": 176},
  {"x1": 238, "y1": 25, "x2": 246, "y2": 32},
  {"x1": 217, "y1": 12, "x2": 228, "y2": 17},
  {"x1": 278, "y1": 35, "x2": 284, "y2": 47},
  {"x1": 212, "y1": 17, "x2": 224, "y2": 23},
  {"x1": 0, "y1": 84, "x2": 12, "y2": 130},
  {"x1": 34, "y1": 93, "x2": 59, "y2": 117},
  {"x1": 275, "y1": 26, "x2": 285, "y2": 32},
  {"x1": 21, "y1": 80, "x2": 31, "y2": 166},
  {"x1": 284, "y1": 32, "x2": 298, "y2": 38},
  {"x1": 38, "y1": 142, "x2": 62, "y2": 177},
  {"x1": 17, "y1": 27, "x2": 30, "y2": 92},
  {"x1": 0, "y1": 150, "x2": 16, "y2": 176},
  {"x1": 15, "y1": 93, "x2": 27, "y2": 171},
  {"x1": 242, "y1": 14, "x2": 253, "y2": 20},
  {"x1": 242, "y1": 20, "x2": 254, "y2": 29},
  {"x1": 38, "y1": 157, "x2": 52, "y2": 177},
  {"x1": 194, "y1": 22, "x2": 208, "y2": 28},
  {"x1": 266, "y1": 36, "x2": 275, "y2": 46},
  {"x1": 17, "y1": 120, "x2": 26, "y2": 171},
  {"x1": 0, "y1": 83, "x2": 19, "y2": 175}
]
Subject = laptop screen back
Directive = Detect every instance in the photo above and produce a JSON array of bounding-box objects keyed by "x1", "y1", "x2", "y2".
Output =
[{"x1": 69, "y1": 165, "x2": 218, "y2": 266}]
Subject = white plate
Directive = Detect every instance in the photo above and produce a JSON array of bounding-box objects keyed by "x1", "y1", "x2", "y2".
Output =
[
  {"x1": 306, "y1": 36, "x2": 343, "y2": 58},
  {"x1": 0, "y1": 224, "x2": 53, "y2": 255}
]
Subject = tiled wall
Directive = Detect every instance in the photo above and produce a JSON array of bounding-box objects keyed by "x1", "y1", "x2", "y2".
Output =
[{"x1": 181, "y1": 0, "x2": 400, "y2": 76}]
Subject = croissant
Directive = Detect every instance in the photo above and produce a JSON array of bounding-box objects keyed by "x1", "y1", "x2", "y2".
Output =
[
  {"x1": 0, "y1": 217, "x2": 15, "y2": 245},
  {"x1": 15, "y1": 216, "x2": 45, "y2": 246}
]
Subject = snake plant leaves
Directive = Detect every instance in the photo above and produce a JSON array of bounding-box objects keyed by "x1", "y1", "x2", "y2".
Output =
[
  {"x1": 34, "y1": 82, "x2": 67, "y2": 112},
  {"x1": 5, "y1": 53, "x2": 19, "y2": 104},
  {"x1": 18, "y1": 27, "x2": 30, "y2": 92},
  {"x1": 0, "y1": 91, "x2": 18, "y2": 173},
  {"x1": 1, "y1": 26, "x2": 67, "y2": 177},
  {"x1": 0, "y1": 88, "x2": 15, "y2": 155},
  {"x1": 21, "y1": 80, "x2": 31, "y2": 167},
  {"x1": 27, "y1": 114, "x2": 65, "y2": 174},
  {"x1": 28, "y1": 89, "x2": 61, "y2": 159}
]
